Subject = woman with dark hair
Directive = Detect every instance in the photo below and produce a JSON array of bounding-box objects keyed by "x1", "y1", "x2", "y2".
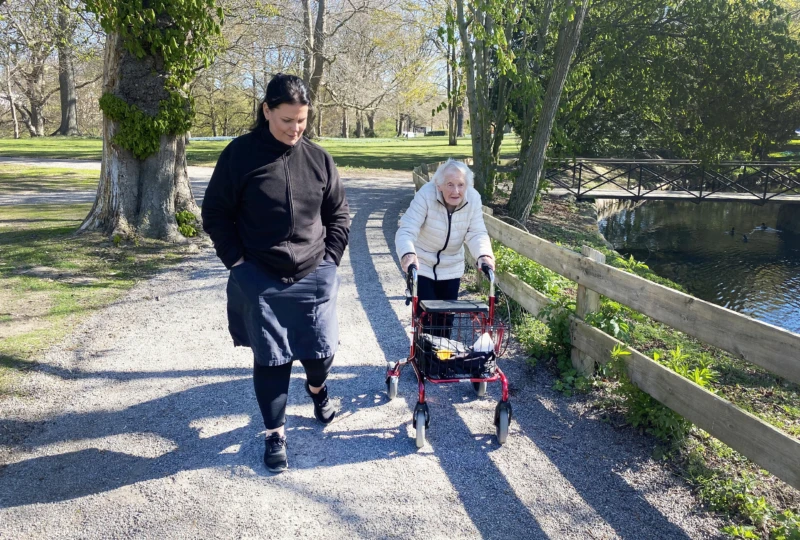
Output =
[{"x1": 202, "y1": 73, "x2": 350, "y2": 474}]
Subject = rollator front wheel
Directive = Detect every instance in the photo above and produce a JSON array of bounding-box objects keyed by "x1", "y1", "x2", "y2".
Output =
[
  {"x1": 472, "y1": 381, "x2": 487, "y2": 397},
  {"x1": 387, "y1": 376, "x2": 399, "y2": 400},
  {"x1": 415, "y1": 410, "x2": 426, "y2": 448}
]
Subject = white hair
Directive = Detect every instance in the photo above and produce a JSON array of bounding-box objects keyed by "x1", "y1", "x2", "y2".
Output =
[{"x1": 432, "y1": 159, "x2": 474, "y2": 188}]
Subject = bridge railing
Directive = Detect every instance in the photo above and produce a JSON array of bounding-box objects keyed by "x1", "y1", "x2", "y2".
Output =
[
  {"x1": 412, "y1": 163, "x2": 800, "y2": 490},
  {"x1": 541, "y1": 159, "x2": 800, "y2": 202}
]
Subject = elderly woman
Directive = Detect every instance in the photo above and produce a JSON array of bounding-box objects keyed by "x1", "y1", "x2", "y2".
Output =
[{"x1": 395, "y1": 159, "x2": 494, "y2": 320}]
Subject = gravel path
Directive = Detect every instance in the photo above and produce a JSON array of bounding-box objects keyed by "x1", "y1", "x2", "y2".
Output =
[{"x1": 0, "y1": 174, "x2": 723, "y2": 539}]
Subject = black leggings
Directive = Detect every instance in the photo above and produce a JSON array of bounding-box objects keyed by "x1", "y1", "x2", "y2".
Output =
[{"x1": 253, "y1": 356, "x2": 334, "y2": 430}]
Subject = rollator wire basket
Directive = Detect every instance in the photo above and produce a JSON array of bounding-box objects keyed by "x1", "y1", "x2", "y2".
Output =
[{"x1": 414, "y1": 311, "x2": 504, "y2": 380}]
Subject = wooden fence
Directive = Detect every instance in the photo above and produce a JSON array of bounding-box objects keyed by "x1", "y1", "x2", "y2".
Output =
[{"x1": 412, "y1": 163, "x2": 800, "y2": 490}]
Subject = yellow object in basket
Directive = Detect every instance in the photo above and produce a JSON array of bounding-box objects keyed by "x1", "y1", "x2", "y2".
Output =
[{"x1": 436, "y1": 350, "x2": 453, "y2": 360}]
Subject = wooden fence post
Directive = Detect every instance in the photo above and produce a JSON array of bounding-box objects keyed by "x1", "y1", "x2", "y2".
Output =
[{"x1": 571, "y1": 245, "x2": 606, "y2": 376}]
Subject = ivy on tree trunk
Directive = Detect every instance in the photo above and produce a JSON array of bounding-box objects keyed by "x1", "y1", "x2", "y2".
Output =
[{"x1": 80, "y1": 0, "x2": 222, "y2": 241}]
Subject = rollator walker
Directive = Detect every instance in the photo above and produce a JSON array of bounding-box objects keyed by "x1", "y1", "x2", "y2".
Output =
[{"x1": 386, "y1": 263, "x2": 512, "y2": 448}]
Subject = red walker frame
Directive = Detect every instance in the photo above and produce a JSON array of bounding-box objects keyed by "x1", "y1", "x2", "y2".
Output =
[{"x1": 385, "y1": 264, "x2": 513, "y2": 446}]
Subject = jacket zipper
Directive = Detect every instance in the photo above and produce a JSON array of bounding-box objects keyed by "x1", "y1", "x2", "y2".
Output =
[
  {"x1": 432, "y1": 199, "x2": 468, "y2": 280},
  {"x1": 284, "y1": 153, "x2": 297, "y2": 271}
]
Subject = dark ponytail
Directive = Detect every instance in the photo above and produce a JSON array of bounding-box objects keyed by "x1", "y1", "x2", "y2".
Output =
[{"x1": 251, "y1": 73, "x2": 312, "y2": 131}]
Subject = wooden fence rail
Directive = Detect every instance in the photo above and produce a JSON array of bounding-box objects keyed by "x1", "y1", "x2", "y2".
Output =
[
  {"x1": 412, "y1": 164, "x2": 800, "y2": 490},
  {"x1": 484, "y1": 214, "x2": 800, "y2": 387}
]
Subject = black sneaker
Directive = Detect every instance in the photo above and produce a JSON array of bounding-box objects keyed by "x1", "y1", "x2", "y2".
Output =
[
  {"x1": 305, "y1": 381, "x2": 336, "y2": 424},
  {"x1": 263, "y1": 433, "x2": 288, "y2": 473}
]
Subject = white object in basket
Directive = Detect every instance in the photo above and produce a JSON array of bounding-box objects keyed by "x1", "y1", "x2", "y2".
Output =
[{"x1": 472, "y1": 332, "x2": 495, "y2": 353}]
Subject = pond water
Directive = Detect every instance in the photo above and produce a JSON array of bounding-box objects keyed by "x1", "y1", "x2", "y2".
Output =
[{"x1": 599, "y1": 201, "x2": 800, "y2": 334}]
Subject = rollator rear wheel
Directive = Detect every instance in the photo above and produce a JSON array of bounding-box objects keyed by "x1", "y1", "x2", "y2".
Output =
[
  {"x1": 387, "y1": 376, "x2": 399, "y2": 400},
  {"x1": 415, "y1": 410, "x2": 426, "y2": 448},
  {"x1": 496, "y1": 407, "x2": 510, "y2": 445},
  {"x1": 472, "y1": 381, "x2": 487, "y2": 397}
]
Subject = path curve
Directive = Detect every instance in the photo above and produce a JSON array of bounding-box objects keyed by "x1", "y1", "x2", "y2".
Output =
[{"x1": 0, "y1": 175, "x2": 723, "y2": 538}]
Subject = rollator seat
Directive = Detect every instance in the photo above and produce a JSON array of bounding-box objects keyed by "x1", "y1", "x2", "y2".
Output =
[{"x1": 419, "y1": 299, "x2": 489, "y2": 314}]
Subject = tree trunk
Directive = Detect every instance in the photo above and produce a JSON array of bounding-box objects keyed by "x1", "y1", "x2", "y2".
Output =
[
  {"x1": 53, "y1": 1, "x2": 79, "y2": 136},
  {"x1": 508, "y1": 0, "x2": 590, "y2": 222},
  {"x1": 355, "y1": 110, "x2": 364, "y2": 138},
  {"x1": 517, "y1": 0, "x2": 554, "y2": 164},
  {"x1": 456, "y1": 0, "x2": 493, "y2": 196},
  {"x1": 491, "y1": 72, "x2": 511, "y2": 163},
  {"x1": 4, "y1": 62, "x2": 20, "y2": 139},
  {"x1": 79, "y1": 32, "x2": 195, "y2": 241},
  {"x1": 251, "y1": 70, "x2": 259, "y2": 124},
  {"x1": 28, "y1": 64, "x2": 46, "y2": 137},
  {"x1": 366, "y1": 110, "x2": 375, "y2": 137},
  {"x1": 448, "y1": 105, "x2": 457, "y2": 145},
  {"x1": 457, "y1": 106, "x2": 464, "y2": 137},
  {"x1": 305, "y1": 0, "x2": 326, "y2": 139},
  {"x1": 14, "y1": 102, "x2": 36, "y2": 136},
  {"x1": 341, "y1": 108, "x2": 349, "y2": 138},
  {"x1": 302, "y1": 0, "x2": 314, "y2": 83},
  {"x1": 447, "y1": 39, "x2": 457, "y2": 146}
]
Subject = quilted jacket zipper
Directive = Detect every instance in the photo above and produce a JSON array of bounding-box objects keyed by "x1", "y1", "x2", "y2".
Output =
[{"x1": 432, "y1": 199, "x2": 468, "y2": 280}]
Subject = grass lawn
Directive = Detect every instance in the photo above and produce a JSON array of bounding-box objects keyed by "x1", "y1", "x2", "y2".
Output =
[
  {"x1": 0, "y1": 137, "x2": 103, "y2": 161},
  {"x1": 0, "y1": 201, "x2": 191, "y2": 398},
  {"x1": 0, "y1": 135, "x2": 521, "y2": 170},
  {"x1": 0, "y1": 166, "x2": 99, "y2": 194},
  {"x1": 768, "y1": 138, "x2": 800, "y2": 160}
]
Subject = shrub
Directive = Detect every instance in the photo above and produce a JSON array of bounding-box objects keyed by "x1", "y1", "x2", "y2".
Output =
[{"x1": 176, "y1": 210, "x2": 198, "y2": 237}]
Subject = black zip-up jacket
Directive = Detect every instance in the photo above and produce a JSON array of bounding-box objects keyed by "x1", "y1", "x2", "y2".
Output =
[{"x1": 202, "y1": 126, "x2": 350, "y2": 283}]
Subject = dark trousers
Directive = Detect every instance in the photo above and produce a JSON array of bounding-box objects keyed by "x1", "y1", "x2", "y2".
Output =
[
  {"x1": 253, "y1": 355, "x2": 334, "y2": 430},
  {"x1": 416, "y1": 276, "x2": 460, "y2": 338}
]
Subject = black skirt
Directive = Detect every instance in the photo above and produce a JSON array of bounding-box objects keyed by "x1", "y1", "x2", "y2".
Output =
[{"x1": 226, "y1": 259, "x2": 340, "y2": 366}]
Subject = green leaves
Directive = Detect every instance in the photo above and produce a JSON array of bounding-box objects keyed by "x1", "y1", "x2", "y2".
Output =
[
  {"x1": 84, "y1": 0, "x2": 223, "y2": 90},
  {"x1": 176, "y1": 210, "x2": 198, "y2": 237},
  {"x1": 562, "y1": 0, "x2": 800, "y2": 160},
  {"x1": 85, "y1": 0, "x2": 223, "y2": 161},
  {"x1": 99, "y1": 92, "x2": 194, "y2": 159}
]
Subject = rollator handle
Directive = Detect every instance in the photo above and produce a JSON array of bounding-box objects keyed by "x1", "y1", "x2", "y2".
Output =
[
  {"x1": 481, "y1": 263, "x2": 496, "y2": 299},
  {"x1": 405, "y1": 264, "x2": 418, "y2": 306}
]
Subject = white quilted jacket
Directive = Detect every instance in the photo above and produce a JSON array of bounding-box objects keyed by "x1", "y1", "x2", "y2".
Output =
[{"x1": 395, "y1": 181, "x2": 494, "y2": 281}]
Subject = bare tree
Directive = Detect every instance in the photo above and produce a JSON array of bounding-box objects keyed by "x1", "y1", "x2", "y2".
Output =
[
  {"x1": 52, "y1": 0, "x2": 79, "y2": 135},
  {"x1": 1, "y1": 48, "x2": 21, "y2": 138},
  {"x1": 300, "y1": 0, "x2": 369, "y2": 137},
  {"x1": 1, "y1": 0, "x2": 100, "y2": 136},
  {"x1": 1, "y1": 0, "x2": 59, "y2": 136}
]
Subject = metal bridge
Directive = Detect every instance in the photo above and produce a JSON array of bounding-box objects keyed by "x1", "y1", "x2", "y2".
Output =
[{"x1": 544, "y1": 159, "x2": 800, "y2": 203}]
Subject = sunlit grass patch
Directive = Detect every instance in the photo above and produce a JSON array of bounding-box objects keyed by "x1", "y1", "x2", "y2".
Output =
[
  {"x1": 0, "y1": 166, "x2": 99, "y2": 194},
  {"x1": 0, "y1": 203, "x2": 190, "y2": 398},
  {"x1": 0, "y1": 135, "x2": 523, "y2": 171}
]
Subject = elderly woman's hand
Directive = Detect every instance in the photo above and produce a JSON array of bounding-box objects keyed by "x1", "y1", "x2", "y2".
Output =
[
  {"x1": 476, "y1": 255, "x2": 495, "y2": 271},
  {"x1": 401, "y1": 253, "x2": 418, "y2": 273}
]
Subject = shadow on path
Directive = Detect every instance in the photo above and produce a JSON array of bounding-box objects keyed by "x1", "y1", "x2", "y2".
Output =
[{"x1": 0, "y1": 179, "x2": 694, "y2": 538}]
